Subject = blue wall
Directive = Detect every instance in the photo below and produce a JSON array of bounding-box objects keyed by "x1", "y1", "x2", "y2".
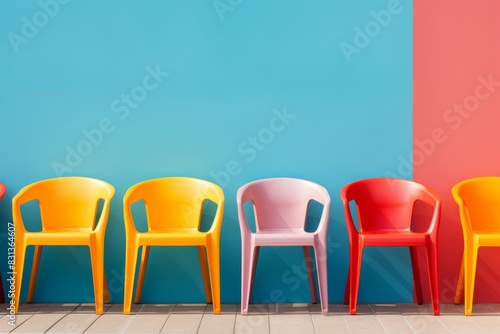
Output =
[{"x1": 0, "y1": 0, "x2": 412, "y2": 304}]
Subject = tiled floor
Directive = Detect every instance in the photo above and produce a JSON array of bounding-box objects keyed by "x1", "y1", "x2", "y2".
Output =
[{"x1": 2, "y1": 303, "x2": 500, "y2": 333}]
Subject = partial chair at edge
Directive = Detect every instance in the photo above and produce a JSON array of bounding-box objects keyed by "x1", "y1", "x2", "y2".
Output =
[
  {"x1": 12, "y1": 177, "x2": 115, "y2": 314},
  {"x1": 237, "y1": 177, "x2": 331, "y2": 316},
  {"x1": 452, "y1": 176, "x2": 500, "y2": 316},
  {"x1": 341, "y1": 178, "x2": 441, "y2": 315},
  {"x1": 122, "y1": 177, "x2": 224, "y2": 315}
]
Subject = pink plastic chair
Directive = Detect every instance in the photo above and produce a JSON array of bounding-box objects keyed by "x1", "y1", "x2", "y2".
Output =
[{"x1": 237, "y1": 178, "x2": 331, "y2": 315}]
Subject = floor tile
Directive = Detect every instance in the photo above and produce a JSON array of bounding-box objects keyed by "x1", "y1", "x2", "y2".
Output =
[
  {"x1": 241, "y1": 304, "x2": 270, "y2": 315},
  {"x1": 377, "y1": 314, "x2": 420, "y2": 334},
  {"x1": 437, "y1": 315, "x2": 485, "y2": 334},
  {"x1": 122, "y1": 314, "x2": 169, "y2": 333},
  {"x1": 0, "y1": 314, "x2": 33, "y2": 333},
  {"x1": 343, "y1": 314, "x2": 386, "y2": 334},
  {"x1": 84, "y1": 314, "x2": 135, "y2": 333},
  {"x1": 46, "y1": 313, "x2": 100, "y2": 333},
  {"x1": 234, "y1": 314, "x2": 269, "y2": 334},
  {"x1": 311, "y1": 314, "x2": 349, "y2": 334},
  {"x1": 469, "y1": 315, "x2": 500, "y2": 334},
  {"x1": 11, "y1": 313, "x2": 66, "y2": 333},
  {"x1": 4, "y1": 302, "x2": 500, "y2": 333},
  {"x1": 269, "y1": 314, "x2": 315, "y2": 334},
  {"x1": 198, "y1": 314, "x2": 236, "y2": 334},
  {"x1": 405, "y1": 314, "x2": 450, "y2": 334},
  {"x1": 160, "y1": 313, "x2": 203, "y2": 333}
]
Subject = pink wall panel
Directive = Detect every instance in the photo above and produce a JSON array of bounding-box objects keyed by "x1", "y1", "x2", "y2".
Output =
[{"x1": 414, "y1": 0, "x2": 500, "y2": 302}]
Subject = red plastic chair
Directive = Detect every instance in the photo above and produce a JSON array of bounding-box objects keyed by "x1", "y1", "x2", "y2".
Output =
[
  {"x1": 237, "y1": 178, "x2": 331, "y2": 315},
  {"x1": 341, "y1": 178, "x2": 441, "y2": 315},
  {"x1": 0, "y1": 182, "x2": 5, "y2": 303}
]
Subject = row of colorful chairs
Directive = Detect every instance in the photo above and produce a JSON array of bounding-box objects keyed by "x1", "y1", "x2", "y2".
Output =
[{"x1": 2, "y1": 176, "x2": 498, "y2": 316}]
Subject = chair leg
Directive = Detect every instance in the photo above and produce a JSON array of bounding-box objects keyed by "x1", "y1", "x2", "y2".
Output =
[
  {"x1": 134, "y1": 246, "x2": 150, "y2": 304},
  {"x1": 249, "y1": 246, "x2": 260, "y2": 302},
  {"x1": 241, "y1": 239, "x2": 257, "y2": 316},
  {"x1": 123, "y1": 240, "x2": 139, "y2": 315},
  {"x1": 198, "y1": 246, "x2": 213, "y2": 304},
  {"x1": 207, "y1": 236, "x2": 221, "y2": 315},
  {"x1": 314, "y1": 241, "x2": 329, "y2": 316},
  {"x1": 409, "y1": 246, "x2": 423, "y2": 305},
  {"x1": 464, "y1": 243, "x2": 478, "y2": 316},
  {"x1": 89, "y1": 240, "x2": 105, "y2": 315},
  {"x1": 103, "y1": 272, "x2": 111, "y2": 304},
  {"x1": 14, "y1": 237, "x2": 27, "y2": 313},
  {"x1": 27, "y1": 245, "x2": 43, "y2": 303},
  {"x1": 425, "y1": 240, "x2": 440, "y2": 316},
  {"x1": 454, "y1": 256, "x2": 465, "y2": 305},
  {"x1": 303, "y1": 246, "x2": 318, "y2": 304},
  {"x1": 349, "y1": 241, "x2": 363, "y2": 315}
]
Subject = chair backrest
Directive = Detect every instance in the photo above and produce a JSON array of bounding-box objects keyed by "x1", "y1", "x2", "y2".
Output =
[
  {"x1": 341, "y1": 178, "x2": 440, "y2": 232},
  {"x1": 0, "y1": 182, "x2": 5, "y2": 200},
  {"x1": 13, "y1": 177, "x2": 115, "y2": 231},
  {"x1": 452, "y1": 176, "x2": 500, "y2": 231},
  {"x1": 237, "y1": 178, "x2": 330, "y2": 232},
  {"x1": 124, "y1": 177, "x2": 224, "y2": 230}
]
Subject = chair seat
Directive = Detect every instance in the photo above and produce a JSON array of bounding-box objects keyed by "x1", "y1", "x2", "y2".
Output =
[
  {"x1": 253, "y1": 230, "x2": 315, "y2": 246},
  {"x1": 136, "y1": 229, "x2": 208, "y2": 246},
  {"x1": 360, "y1": 231, "x2": 429, "y2": 246},
  {"x1": 26, "y1": 230, "x2": 94, "y2": 245}
]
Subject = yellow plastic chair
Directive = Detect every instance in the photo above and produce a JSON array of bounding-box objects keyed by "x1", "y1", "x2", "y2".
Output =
[
  {"x1": 123, "y1": 177, "x2": 224, "y2": 315},
  {"x1": 452, "y1": 176, "x2": 500, "y2": 315},
  {"x1": 12, "y1": 177, "x2": 115, "y2": 314}
]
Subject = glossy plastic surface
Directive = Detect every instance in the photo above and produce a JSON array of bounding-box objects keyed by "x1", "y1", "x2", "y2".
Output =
[
  {"x1": 122, "y1": 177, "x2": 224, "y2": 315},
  {"x1": 12, "y1": 177, "x2": 115, "y2": 314},
  {"x1": 452, "y1": 176, "x2": 500, "y2": 316},
  {"x1": 237, "y1": 178, "x2": 331, "y2": 316},
  {"x1": 341, "y1": 178, "x2": 441, "y2": 315}
]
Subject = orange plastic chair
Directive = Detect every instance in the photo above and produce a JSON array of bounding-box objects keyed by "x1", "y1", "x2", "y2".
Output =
[
  {"x1": 237, "y1": 178, "x2": 331, "y2": 316},
  {"x1": 0, "y1": 182, "x2": 6, "y2": 303},
  {"x1": 452, "y1": 176, "x2": 500, "y2": 315},
  {"x1": 341, "y1": 178, "x2": 441, "y2": 315},
  {"x1": 12, "y1": 177, "x2": 115, "y2": 314},
  {"x1": 123, "y1": 177, "x2": 224, "y2": 315}
]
